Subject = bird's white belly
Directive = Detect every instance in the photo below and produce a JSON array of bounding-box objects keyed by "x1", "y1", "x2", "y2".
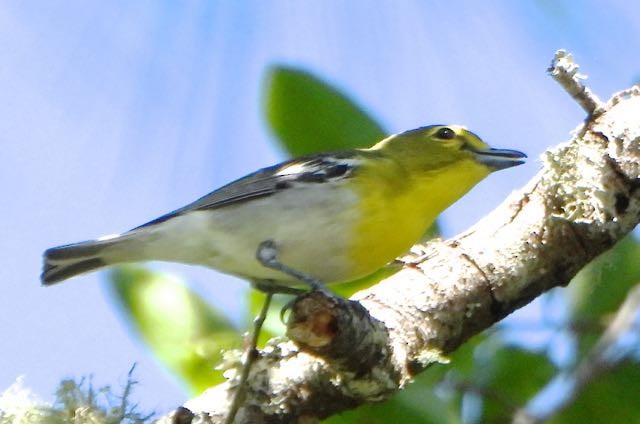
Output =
[{"x1": 139, "y1": 184, "x2": 361, "y2": 285}]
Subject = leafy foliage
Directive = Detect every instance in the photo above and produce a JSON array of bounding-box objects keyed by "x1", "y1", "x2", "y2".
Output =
[
  {"x1": 554, "y1": 361, "x2": 640, "y2": 423},
  {"x1": 107, "y1": 267, "x2": 240, "y2": 394},
  {"x1": 568, "y1": 235, "x2": 640, "y2": 354},
  {"x1": 264, "y1": 65, "x2": 386, "y2": 156}
]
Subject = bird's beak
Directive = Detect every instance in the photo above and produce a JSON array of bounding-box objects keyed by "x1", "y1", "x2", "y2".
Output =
[{"x1": 471, "y1": 147, "x2": 527, "y2": 170}]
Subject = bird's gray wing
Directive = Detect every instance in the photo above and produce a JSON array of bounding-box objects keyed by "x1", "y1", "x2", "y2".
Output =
[{"x1": 132, "y1": 152, "x2": 360, "y2": 230}]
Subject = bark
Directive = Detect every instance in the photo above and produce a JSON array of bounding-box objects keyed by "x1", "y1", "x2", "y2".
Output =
[{"x1": 161, "y1": 52, "x2": 640, "y2": 423}]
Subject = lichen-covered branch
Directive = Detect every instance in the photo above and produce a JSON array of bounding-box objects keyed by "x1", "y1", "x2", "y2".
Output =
[
  {"x1": 161, "y1": 54, "x2": 640, "y2": 423},
  {"x1": 548, "y1": 49, "x2": 605, "y2": 117}
]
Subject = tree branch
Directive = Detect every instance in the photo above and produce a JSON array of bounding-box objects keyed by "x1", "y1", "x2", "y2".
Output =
[
  {"x1": 548, "y1": 49, "x2": 605, "y2": 117},
  {"x1": 162, "y1": 52, "x2": 640, "y2": 423}
]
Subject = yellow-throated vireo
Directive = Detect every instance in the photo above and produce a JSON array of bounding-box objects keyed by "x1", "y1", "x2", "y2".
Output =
[
  {"x1": 42, "y1": 124, "x2": 525, "y2": 422},
  {"x1": 42, "y1": 125, "x2": 525, "y2": 288}
]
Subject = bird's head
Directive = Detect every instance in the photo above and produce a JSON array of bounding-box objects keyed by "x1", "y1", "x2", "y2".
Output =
[{"x1": 371, "y1": 125, "x2": 526, "y2": 174}]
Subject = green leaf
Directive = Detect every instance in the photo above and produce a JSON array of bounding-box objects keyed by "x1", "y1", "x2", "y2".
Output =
[
  {"x1": 551, "y1": 361, "x2": 640, "y2": 423},
  {"x1": 446, "y1": 341, "x2": 556, "y2": 423},
  {"x1": 264, "y1": 65, "x2": 386, "y2": 156},
  {"x1": 567, "y1": 234, "x2": 640, "y2": 352},
  {"x1": 106, "y1": 266, "x2": 240, "y2": 394},
  {"x1": 445, "y1": 333, "x2": 489, "y2": 376},
  {"x1": 324, "y1": 369, "x2": 460, "y2": 424},
  {"x1": 569, "y1": 234, "x2": 640, "y2": 317},
  {"x1": 479, "y1": 346, "x2": 556, "y2": 422}
]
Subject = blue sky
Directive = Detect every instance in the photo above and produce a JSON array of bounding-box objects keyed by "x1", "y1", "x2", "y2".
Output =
[{"x1": 2, "y1": 0, "x2": 639, "y2": 415}]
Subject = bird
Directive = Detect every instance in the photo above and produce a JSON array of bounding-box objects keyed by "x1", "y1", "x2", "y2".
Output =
[
  {"x1": 42, "y1": 125, "x2": 525, "y2": 289},
  {"x1": 41, "y1": 124, "x2": 525, "y2": 422}
]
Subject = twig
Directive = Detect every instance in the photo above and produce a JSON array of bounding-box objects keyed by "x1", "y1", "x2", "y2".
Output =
[
  {"x1": 548, "y1": 49, "x2": 605, "y2": 117},
  {"x1": 224, "y1": 292, "x2": 273, "y2": 424}
]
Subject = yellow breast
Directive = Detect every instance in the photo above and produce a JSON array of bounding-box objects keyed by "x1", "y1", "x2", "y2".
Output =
[{"x1": 347, "y1": 158, "x2": 489, "y2": 279}]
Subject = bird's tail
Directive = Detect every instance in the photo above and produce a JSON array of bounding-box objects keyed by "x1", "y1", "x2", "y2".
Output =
[{"x1": 42, "y1": 236, "x2": 129, "y2": 285}]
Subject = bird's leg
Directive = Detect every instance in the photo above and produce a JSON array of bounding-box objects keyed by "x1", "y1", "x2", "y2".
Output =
[
  {"x1": 256, "y1": 240, "x2": 330, "y2": 294},
  {"x1": 226, "y1": 240, "x2": 333, "y2": 422},
  {"x1": 225, "y1": 289, "x2": 274, "y2": 424},
  {"x1": 257, "y1": 239, "x2": 339, "y2": 323}
]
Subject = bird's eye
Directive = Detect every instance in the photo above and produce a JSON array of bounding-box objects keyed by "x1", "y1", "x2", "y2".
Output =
[{"x1": 435, "y1": 127, "x2": 456, "y2": 140}]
